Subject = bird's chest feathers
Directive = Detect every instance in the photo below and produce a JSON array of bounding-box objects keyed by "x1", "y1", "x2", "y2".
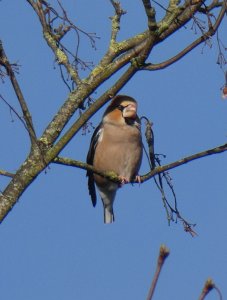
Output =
[
  {"x1": 95, "y1": 123, "x2": 142, "y2": 178},
  {"x1": 99, "y1": 122, "x2": 140, "y2": 146}
]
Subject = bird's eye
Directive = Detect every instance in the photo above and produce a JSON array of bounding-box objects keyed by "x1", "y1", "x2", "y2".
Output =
[{"x1": 117, "y1": 105, "x2": 126, "y2": 111}]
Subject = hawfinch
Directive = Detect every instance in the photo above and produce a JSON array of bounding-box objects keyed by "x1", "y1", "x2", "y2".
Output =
[{"x1": 86, "y1": 95, "x2": 143, "y2": 223}]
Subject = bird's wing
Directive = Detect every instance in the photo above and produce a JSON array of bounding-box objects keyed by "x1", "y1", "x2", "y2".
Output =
[{"x1": 86, "y1": 123, "x2": 103, "y2": 207}]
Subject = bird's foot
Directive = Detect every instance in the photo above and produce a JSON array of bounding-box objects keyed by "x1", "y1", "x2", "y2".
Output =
[
  {"x1": 118, "y1": 176, "x2": 129, "y2": 187},
  {"x1": 134, "y1": 175, "x2": 141, "y2": 186},
  {"x1": 135, "y1": 175, "x2": 141, "y2": 183}
]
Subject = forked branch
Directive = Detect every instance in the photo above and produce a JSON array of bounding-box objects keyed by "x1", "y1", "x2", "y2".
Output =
[
  {"x1": 144, "y1": 1, "x2": 227, "y2": 70},
  {"x1": 0, "y1": 0, "x2": 226, "y2": 226},
  {"x1": 27, "y1": 0, "x2": 82, "y2": 85},
  {"x1": 198, "y1": 278, "x2": 223, "y2": 300}
]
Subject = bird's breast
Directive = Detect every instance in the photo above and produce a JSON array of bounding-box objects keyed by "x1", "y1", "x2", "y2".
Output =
[{"x1": 94, "y1": 123, "x2": 142, "y2": 182}]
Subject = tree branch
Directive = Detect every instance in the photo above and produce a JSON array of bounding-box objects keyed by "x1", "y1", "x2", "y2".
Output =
[
  {"x1": 53, "y1": 142, "x2": 227, "y2": 184},
  {"x1": 47, "y1": 64, "x2": 138, "y2": 159},
  {"x1": 109, "y1": 0, "x2": 126, "y2": 43},
  {"x1": 27, "y1": 0, "x2": 200, "y2": 152},
  {"x1": 26, "y1": 1, "x2": 153, "y2": 150},
  {"x1": 142, "y1": 0, "x2": 157, "y2": 31},
  {"x1": 0, "y1": 0, "x2": 225, "y2": 226},
  {"x1": 0, "y1": 170, "x2": 14, "y2": 178},
  {"x1": 0, "y1": 94, "x2": 29, "y2": 132},
  {"x1": 142, "y1": 143, "x2": 227, "y2": 182},
  {"x1": 27, "y1": 0, "x2": 82, "y2": 85},
  {"x1": 198, "y1": 278, "x2": 223, "y2": 300},
  {"x1": 146, "y1": 245, "x2": 170, "y2": 300},
  {"x1": 143, "y1": 1, "x2": 227, "y2": 70},
  {"x1": 0, "y1": 41, "x2": 37, "y2": 145},
  {"x1": 156, "y1": 0, "x2": 205, "y2": 40}
]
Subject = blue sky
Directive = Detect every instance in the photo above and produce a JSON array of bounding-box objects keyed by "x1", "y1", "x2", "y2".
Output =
[{"x1": 0, "y1": 1, "x2": 227, "y2": 299}]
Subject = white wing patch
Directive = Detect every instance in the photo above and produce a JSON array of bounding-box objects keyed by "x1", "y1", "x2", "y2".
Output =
[{"x1": 97, "y1": 127, "x2": 104, "y2": 143}]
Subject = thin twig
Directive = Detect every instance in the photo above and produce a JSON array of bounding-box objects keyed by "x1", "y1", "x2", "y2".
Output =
[
  {"x1": 0, "y1": 94, "x2": 28, "y2": 131},
  {"x1": 0, "y1": 170, "x2": 14, "y2": 178},
  {"x1": 146, "y1": 245, "x2": 170, "y2": 300},
  {"x1": 0, "y1": 41, "x2": 37, "y2": 145},
  {"x1": 142, "y1": 142, "x2": 227, "y2": 183},
  {"x1": 53, "y1": 142, "x2": 227, "y2": 184},
  {"x1": 198, "y1": 278, "x2": 223, "y2": 300},
  {"x1": 154, "y1": 155, "x2": 197, "y2": 236},
  {"x1": 28, "y1": 0, "x2": 82, "y2": 85}
]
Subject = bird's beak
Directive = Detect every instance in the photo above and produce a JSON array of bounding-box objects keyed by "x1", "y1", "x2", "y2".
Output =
[{"x1": 122, "y1": 103, "x2": 137, "y2": 119}]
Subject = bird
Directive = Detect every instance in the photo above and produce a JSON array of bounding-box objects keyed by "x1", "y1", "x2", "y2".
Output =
[{"x1": 86, "y1": 95, "x2": 143, "y2": 223}]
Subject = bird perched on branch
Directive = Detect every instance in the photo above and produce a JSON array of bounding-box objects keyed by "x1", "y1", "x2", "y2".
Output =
[{"x1": 86, "y1": 95, "x2": 143, "y2": 223}]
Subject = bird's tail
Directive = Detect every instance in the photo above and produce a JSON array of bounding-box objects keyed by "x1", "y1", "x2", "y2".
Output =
[
  {"x1": 104, "y1": 206, "x2": 115, "y2": 224},
  {"x1": 98, "y1": 186, "x2": 117, "y2": 224}
]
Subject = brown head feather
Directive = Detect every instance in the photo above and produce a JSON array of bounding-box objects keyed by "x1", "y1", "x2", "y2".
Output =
[{"x1": 103, "y1": 95, "x2": 137, "y2": 117}]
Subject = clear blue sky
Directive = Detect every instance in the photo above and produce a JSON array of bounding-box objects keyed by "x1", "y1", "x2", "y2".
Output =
[{"x1": 0, "y1": 1, "x2": 227, "y2": 300}]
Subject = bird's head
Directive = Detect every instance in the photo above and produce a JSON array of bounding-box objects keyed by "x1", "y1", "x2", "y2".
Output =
[{"x1": 103, "y1": 95, "x2": 138, "y2": 125}]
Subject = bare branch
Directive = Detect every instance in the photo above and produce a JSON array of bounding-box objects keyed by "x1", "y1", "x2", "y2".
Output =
[
  {"x1": 157, "y1": 0, "x2": 206, "y2": 40},
  {"x1": 54, "y1": 143, "x2": 226, "y2": 235},
  {"x1": 0, "y1": 41, "x2": 37, "y2": 145},
  {"x1": 0, "y1": 170, "x2": 14, "y2": 178},
  {"x1": 109, "y1": 0, "x2": 126, "y2": 43},
  {"x1": 144, "y1": 1, "x2": 226, "y2": 70},
  {"x1": 47, "y1": 65, "x2": 138, "y2": 158},
  {"x1": 0, "y1": 94, "x2": 28, "y2": 131},
  {"x1": 142, "y1": 143, "x2": 227, "y2": 182},
  {"x1": 0, "y1": 0, "x2": 225, "y2": 225},
  {"x1": 142, "y1": 0, "x2": 157, "y2": 31},
  {"x1": 198, "y1": 278, "x2": 223, "y2": 300},
  {"x1": 26, "y1": 2, "x2": 153, "y2": 151},
  {"x1": 53, "y1": 142, "x2": 227, "y2": 184},
  {"x1": 27, "y1": 0, "x2": 82, "y2": 85},
  {"x1": 54, "y1": 156, "x2": 121, "y2": 184},
  {"x1": 24, "y1": 0, "x2": 225, "y2": 153},
  {"x1": 198, "y1": 1, "x2": 224, "y2": 13},
  {"x1": 146, "y1": 245, "x2": 170, "y2": 300}
]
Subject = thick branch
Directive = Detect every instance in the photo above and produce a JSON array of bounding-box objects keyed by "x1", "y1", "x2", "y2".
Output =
[
  {"x1": 46, "y1": 65, "x2": 138, "y2": 159},
  {"x1": 157, "y1": 0, "x2": 203, "y2": 40},
  {"x1": 0, "y1": 0, "x2": 225, "y2": 226},
  {"x1": 46, "y1": 35, "x2": 155, "y2": 158},
  {"x1": 38, "y1": 36, "x2": 152, "y2": 148},
  {"x1": 27, "y1": 1, "x2": 154, "y2": 149},
  {"x1": 0, "y1": 147, "x2": 46, "y2": 222},
  {"x1": 144, "y1": 1, "x2": 227, "y2": 70},
  {"x1": 0, "y1": 41, "x2": 37, "y2": 145},
  {"x1": 26, "y1": 0, "x2": 225, "y2": 150}
]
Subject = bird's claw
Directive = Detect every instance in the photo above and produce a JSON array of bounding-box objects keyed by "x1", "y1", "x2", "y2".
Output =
[
  {"x1": 118, "y1": 176, "x2": 129, "y2": 187},
  {"x1": 135, "y1": 175, "x2": 141, "y2": 186},
  {"x1": 135, "y1": 175, "x2": 141, "y2": 183}
]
